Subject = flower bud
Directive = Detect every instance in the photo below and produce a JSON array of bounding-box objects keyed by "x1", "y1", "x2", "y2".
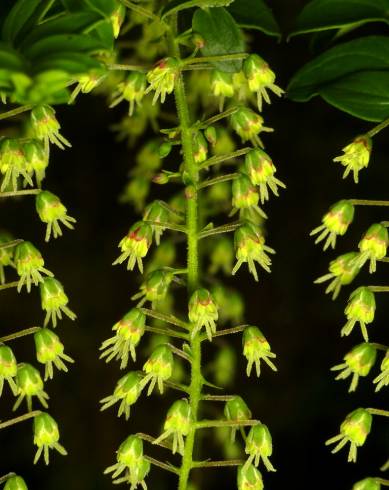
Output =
[
  {"x1": 209, "y1": 237, "x2": 234, "y2": 275},
  {"x1": 30, "y1": 105, "x2": 71, "y2": 150},
  {"x1": 146, "y1": 57, "x2": 179, "y2": 104},
  {"x1": 315, "y1": 252, "x2": 360, "y2": 300},
  {"x1": 192, "y1": 33, "x2": 205, "y2": 49},
  {"x1": 113, "y1": 221, "x2": 153, "y2": 273},
  {"x1": 68, "y1": 69, "x2": 107, "y2": 104},
  {"x1": 100, "y1": 308, "x2": 145, "y2": 368},
  {"x1": 244, "y1": 148, "x2": 285, "y2": 203},
  {"x1": 237, "y1": 464, "x2": 264, "y2": 490},
  {"x1": 159, "y1": 141, "x2": 172, "y2": 158},
  {"x1": 188, "y1": 288, "x2": 218, "y2": 340},
  {"x1": 245, "y1": 423, "x2": 275, "y2": 471},
  {"x1": 33, "y1": 412, "x2": 67, "y2": 465},
  {"x1": 35, "y1": 191, "x2": 76, "y2": 242},
  {"x1": 4, "y1": 476, "x2": 28, "y2": 490},
  {"x1": 110, "y1": 72, "x2": 147, "y2": 115},
  {"x1": 13, "y1": 363, "x2": 49, "y2": 411},
  {"x1": 326, "y1": 408, "x2": 372, "y2": 462},
  {"x1": 374, "y1": 350, "x2": 389, "y2": 391},
  {"x1": 0, "y1": 138, "x2": 32, "y2": 191},
  {"x1": 193, "y1": 131, "x2": 208, "y2": 164},
  {"x1": 142, "y1": 344, "x2": 174, "y2": 395},
  {"x1": 230, "y1": 107, "x2": 273, "y2": 145},
  {"x1": 143, "y1": 200, "x2": 169, "y2": 245},
  {"x1": 154, "y1": 399, "x2": 192, "y2": 454},
  {"x1": 356, "y1": 223, "x2": 389, "y2": 273},
  {"x1": 34, "y1": 328, "x2": 74, "y2": 380},
  {"x1": 243, "y1": 326, "x2": 277, "y2": 377},
  {"x1": 24, "y1": 139, "x2": 48, "y2": 186},
  {"x1": 0, "y1": 345, "x2": 18, "y2": 396},
  {"x1": 232, "y1": 173, "x2": 260, "y2": 210},
  {"x1": 232, "y1": 221, "x2": 275, "y2": 281},
  {"x1": 100, "y1": 371, "x2": 143, "y2": 420},
  {"x1": 342, "y1": 287, "x2": 375, "y2": 341},
  {"x1": 224, "y1": 395, "x2": 252, "y2": 442},
  {"x1": 243, "y1": 54, "x2": 284, "y2": 111},
  {"x1": 333, "y1": 135, "x2": 372, "y2": 183},
  {"x1": 133, "y1": 268, "x2": 174, "y2": 307},
  {"x1": 310, "y1": 200, "x2": 354, "y2": 250},
  {"x1": 14, "y1": 241, "x2": 53, "y2": 292},
  {"x1": 111, "y1": 3, "x2": 126, "y2": 38},
  {"x1": 40, "y1": 277, "x2": 76, "y2": 327},
  {"x1": 352, "y1": 478, "x2": 380, "y2": 490},
  {"x1": 211, "y1": 70, "x2": 234, "y2": 98},
  {"x1": 331, "y1": 343, "x2": 377, "y2": 392},
  {"x1": 205, "y1": 126, "x2": 217, "y2": 146},
  {"x1": 0, "y1": 231, "x2": 15, "y2": 284}
]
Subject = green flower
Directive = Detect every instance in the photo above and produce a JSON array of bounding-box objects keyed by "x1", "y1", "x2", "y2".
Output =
[
  {"x1": 211, "y1": 285, "x2": 244, "y2": 324},
  {"x1": 211, "y1": 70, "x2": 234, "y2": 110},
  {"x1": 4, "y1": 475, "x2": 28, "y2": 490},
  {"x1": 110, "y1": 3, "x2": 126, "y2": 38},
  {"x1": 40, "y1": 277, "x2": 76, "y2": 327},
  {"x1": 243, "y1": 326, "x2": 277, "y2": 377},
  {"x1": 35, "y1": 191, "x2": 76, "y2": 242},
  {"x1": 208, "y1": 237, "x2": 235, "y2": 275},
  {"x1": 310, "y1": 200, "x2": 354, "y2": 250},
  {"x1": 113, "y1": 222, "x2": 153, "y2": 273},
  {"x1": 143, "y1": 200, "x2": 169, "y2": 246},
  {"x1": 237, "y1": 464, "x2": 264, "y2": 490},
  {"x1": 232, "y1": 173, "x2": 267, "y2": 220},
  {"x1": 355, "y1": 223, "x2": 389, "y2": 274},
  {"x1": 245, "y1": 423, "x2": 275, "y2": 472},
  {"x1": 100, "y1": 372, "x2": 143, "y2": 420},
  {"x1": 352, "y1": 478, "x2": 381, "y2": 490},
  {"x1": 315, "y1": 252, "x2": 360, "y2": 300},
  {"x1": 188, "y1": 288, "x2": 218, "y2": 340},
  {"x1": 325, "y1": 408, "x2": 372, "y2": 463},
  {"x1": 0, "y1": 138, "x2": 33, "y2": 191},
  {"x1": 14, "y1": 241, "x2": 53, "y2": 293},
  {"x1": 105, "y1": 435, "x2": 150, "y2": 488},
  {"x1": 333, "y1": 135, "x2": 372, "y2": 183},
  {"x1": 146, "y1": 58, "x2": 179, "y2": 104},
  {"x1": 24, "y1": 139, "x2": 48, "y2": 186},
  {"x1": 141, "y1": 344, "x2": 174, "y2": 395},
  {"x1": 33, "y1": 412, "x2": 67, "y2": 465},
  {"x1": 69, "y1": 69, "x2": 107, "y2": 104},
  {"x1": 100, "y1": 308, "x2": 146, "y2": 369},
  {"x1": 110, "y1": 72, "x2": 147, "y2": 115},
  {"x1": 192, "y1": 131, "x2": 208, "y2": 164},
  {"x1": 374, "y1": 350, "x2": 389, "y2": 392},
  {"x1": 244, "y1": 148, "x2": 285, "y2": 203},
  {"x1": 0, "y1": 345, "x2": 18, "y2": 396},
  {"x1": 232, "y1": 221, "x2": 275, "y2": 281},
  {"x1": 331, "y1": 343, "x2": 376, "y2": 392},
  {"x1": 342, "y1": 287, "x2": 375, "y2": 341},
  {"x1": 153, "y1": 399, "x2": 192, "y2": 455},
  {"x1": 132, "y1": 269, "x2": 174, "y2": 308},
  {"x1": 224, "y1": 396, "x2": 252, "y2": 443},
  {"x1": 13, "y1": 363, "x2": 49, "y2": 412},
  {"x1": 243, "y1": 54, "x2": 284, "y2": 111},
  {"x1": 34, "y1": 328, "x2": 74, "y2": 380},
  {"x1": 30, "y1": 105, "x2": 71, "y2": 150},
  {"x1": 230, "y1": 106, "x2": 273, "y2": 146}
]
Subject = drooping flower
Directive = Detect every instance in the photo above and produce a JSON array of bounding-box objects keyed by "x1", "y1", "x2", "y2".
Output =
[
  {"x1": 237, "y1": 463, "x2": 264, "y2": 490},
  {"x1": 3, "y1": 475, "x2": 28, "y2": 490},
  {"x1": 33, "y1": 412, "x2": 67, "y2": 465},
  {"x1": 245, "y1": 423, "x2": 276, "y2": 472},
  {"x1": 24, "y1": 139, "x2": 49, "y2": 187},
  {"x1": 113, "y1": 222, "x2": 153, "y2": 273},
  {"x1": 14, "y1": 241, "x2": 53, "y2": 293},
  {"x1": 242, "y1": 326, "x2": 277, "y2": 377},
  {"x1": 0, "y1": 345, "x2": 18, "y2": 396},
  {"x1": 342, "y1": 287, "x2": 375, "y2": 341},
  {"x1": 188, "y1": 288, "x2": 218, "y2": 340},
  {"x1": 35, "y1": 191, "x2": 76, "y2": 242},
  {"x1": 230, "y1": 106, "x2": 273, "y2": 146},
  {"x1": 40, "y1": 277, "x2": 77, "y2": 328},
  {"x1": 30, "y1": 105, "x2": 71, "y2": 151},
  {"x1": 373, "y1": 350, "x2": 389, "y2": 392},
  {"x1": 333, "y1": 135, "x2": 372, "y2": 183},
  {"x1": 34, "y1": 328, "x2": 74, "y2": 380},
  {"x1": 13, "y1": 363, "x2": 49, "y2": 412},
  {"x1": 314, "y1": 252, "x2": 360, "y2": 300},
  {"x1": 110, "y1": 72, "x2": 147, "y2": 115},
  {"x1": 354, "y1": 223, "x2": 389, "y2": 274},
  {"x1": 0, "y1": 138, "x2": 33, "y2": 191},
  {"x1": 146, "y1": 58, "x2": 179, "y2": 104},
  {"x1": 132, "y1": 268, "x2": 174, "y2": 308},
  {"x1": 143, "y1": 200, "x2": 169, "y2": 246},
  {"x1": 100, "y1": 372, "x2": 143, "y2": 420},
  {"x1": 352, "y1": 478, "x2": 381, "y2": 490},
  {"x1": 141, "y1": 344, "x2": 174, "y2": 395},
  {"x1": 224, "y1": 396, "x2": 252, "y2": 443}
]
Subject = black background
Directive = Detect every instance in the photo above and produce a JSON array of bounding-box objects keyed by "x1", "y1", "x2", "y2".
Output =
[{"x1": 1, "y1": 0, "x2": 388, "y2": 488}]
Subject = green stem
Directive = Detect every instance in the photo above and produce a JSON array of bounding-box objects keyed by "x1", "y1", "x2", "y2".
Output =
[
  {"x1": 368, "y1": 286, "x2": 389, "y2": 293},
  {"x1": 376, "y1": 479, "x2": 389, "y2": 486},
  {"x1": 198, "y1": 222, "x2": 241, "y2": 240},
  {"x1": 0, "y1": 474, "x2": 16, "y2": 485},
  {"x1": 199, "y1": 148, "x2": 251, "y2": 171},
  {"x1": 142, "y1": 220, "x2": 187, "y2": 233},
  {"x1": 144, "y1": 325, "x2": 188, "y2": 340},
  {"x1": 106, "y1": 63, "x2": 148, "y2": 72},
  {"x1": 367, "y1": 118, "x2": 389, "y2": 138},
  {"x1": 0, "y1": 105, "x2": 33, "y2": 121},
  {"x1": 119, "y1": 0, "x2": 161, "y2": 22},
  {"x1": 141, "y1": 308, "x2": 189, "y2": 331},
  {"x1": 198, "y1": 173, "x2": 239, "y2": 190},
  {"x1": 192, "y1": 460, "x2": 244, "y2": 468},
  {"x1": 350, "y1": 199, "x2": 389, "y2": 207},
  {"x1": 0, "y1": 282, "x2": 19, "y2": 291},
  {"x1": 195, "y1": 419, "x2": 259, "y2": 430},
  {"x1": 195, "y1": 106, "x2": 238, "y2": 130},
  {"x1": 201, "y1": 394, "x2": 236, "y2": 402},
  {"x1": 367, "y1": 408, "x2": 389, "y2": 417},
  {"x1": 0, "y1": 239, "x2": 23, "y2": 250},
  {"x1": 370, "y1": 343, "x2": 389, "y2": 351},
  {"x1": 145, "y1": 456, "x2": 179, "y2": 475},
  {"x1": 182, "y1": 53, "x2": 247, "y2": 66},
  {"x1": 0, "y1": 326, "x2": 41, "y2": 343},
  {"x1": 0, "y1": 189, "x2": 40, "y2": 198},
  {"x1": 0, "y1": 411, "x2": 41, "y2": 430},
  {"x1": 203, "y1": 325, "x2": 246, "y2": 339}
]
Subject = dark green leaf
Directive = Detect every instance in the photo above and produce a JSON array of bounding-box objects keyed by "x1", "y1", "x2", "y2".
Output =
[
  {"x1": 32, "y1": 52, "x2": 102, "y2": 75},
  {"x1": 83, "y1": 0, "x2": 117, "y2": 17},
  {"x1": 319, "y1": 71, "x2": 389, "y2": 121},
  {"x1": 11, "y1": 71, "x2": 71, "y2": 105},
  {"x1": 19, "y1": 11, "x2": 103, "y2": 48},
  {"x1": 162, "y1": 0, "x2": 234, "y2": 19},
  {"x1": 228, "y1": 0, "x2": 280, "y2": 38},
  {"x1": 0, "y1": 43, "x2": 25, "y2": 71},
  {"x1": 23, "y1": 34, "x2": 106, "y2": 60},
  {"x1": 192, "y1": 7, "x2": 245, "y2": 72},
  {"x1": 1, "y1": 0, "x2": 42, "y2": 43},
  {"x1": 61, "y1": 0, "x2": 85, "y2": 10},
  {"x1": 88, "y1": 19, "x2": 115, "y2": 50},
  {"x1": 291, "y1": 0, "x2": 389, "y2": 37},
  {"x1": 287, "y1": 36, "x2": 389, "y2": 101}
]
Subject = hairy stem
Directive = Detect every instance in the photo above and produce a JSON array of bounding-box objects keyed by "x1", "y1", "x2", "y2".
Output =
[
  {"x1": 0, "y1": 326, "x2": 41, "y2": 343},
  {"x1": 367, "y1": 118, "x2": 389, "y2": 138},
  {"x1": 0, "y1": 411, "x2": 41, "y2": 430},
  {"x1": 0, "y1": 474, "x2": 16, "y2": 485},
  {"x1": 0, "y1": 105, "x2": 32, "y2": 121}
]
